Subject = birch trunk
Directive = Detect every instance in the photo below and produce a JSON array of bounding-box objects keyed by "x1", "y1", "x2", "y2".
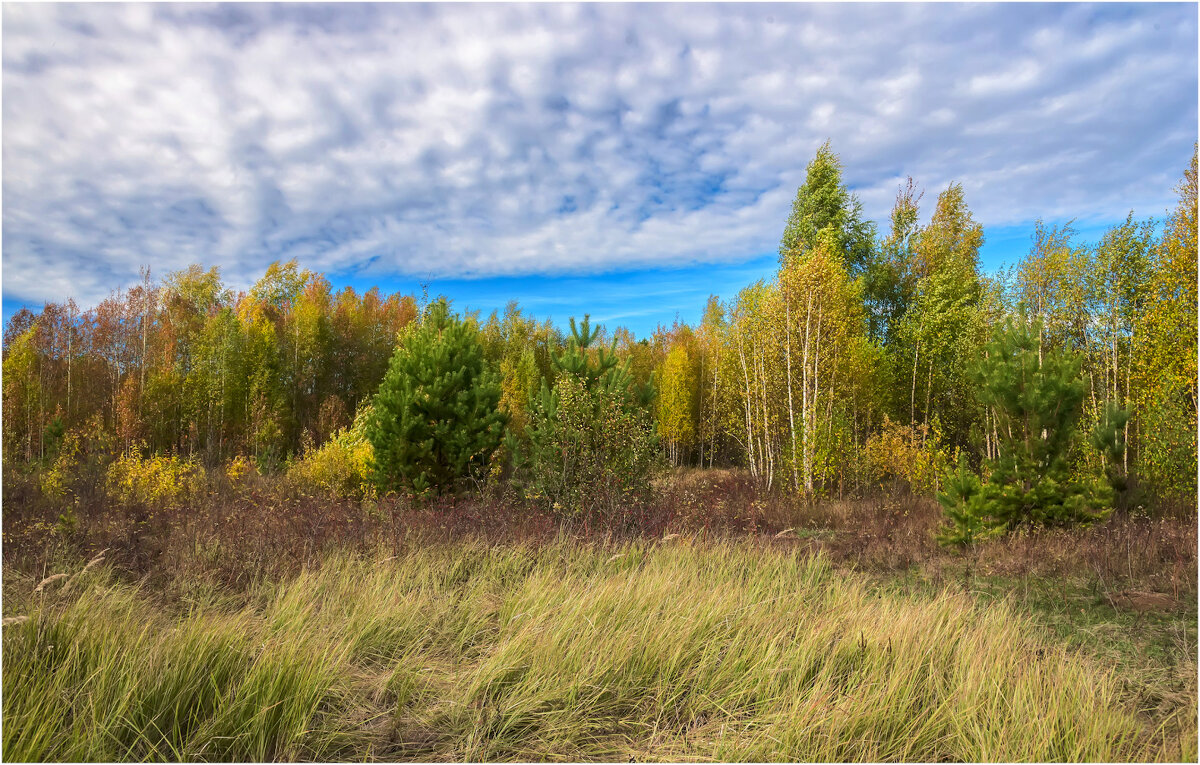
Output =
[
  {"x1": 801, "y1": 290, "x2": 813, "y2": 494},
  {"x1": 737, "y1": 330, "x2": 756, "y2": 480},
  {"x1": 807, "y1": 296, "x2": 822, "y2": 495},
  {"x1": 785, "y1": 297, "x2": 800, "y2": 492}
]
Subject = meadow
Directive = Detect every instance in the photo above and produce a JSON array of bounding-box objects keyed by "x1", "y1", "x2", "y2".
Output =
[
  {"x1": 3, "y1": 146, "x2": 1196, "y2": 762},
  {"x1": 3, "y1": 469, "x2": 1195, "y2": 762}
]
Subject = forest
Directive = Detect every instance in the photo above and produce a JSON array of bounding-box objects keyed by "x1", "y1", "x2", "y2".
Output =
[
  {"x1": 2, "y1": 143, "x2": 1197, "y2": 762},
  {"x1": 4, "y1": 142, "x2": 1197, "y2": 516}
]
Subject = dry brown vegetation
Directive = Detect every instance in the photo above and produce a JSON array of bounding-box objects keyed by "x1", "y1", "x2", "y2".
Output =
[
  {"x1": 3, "y1": 466, "x2": 1196, "y2": 762},
  {"x1": 4, "y1": 466, "x2": 1195, "y2": 598}
]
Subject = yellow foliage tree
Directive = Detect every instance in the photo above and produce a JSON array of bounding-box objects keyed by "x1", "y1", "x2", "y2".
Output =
[{"x1": 656, "y1": 336, "x2": 700, "y2": 466}]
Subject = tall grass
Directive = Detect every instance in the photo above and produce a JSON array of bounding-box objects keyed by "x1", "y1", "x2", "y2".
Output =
[{"x1": 4, "y1": 537, "x2": 1193, "y2": 761}]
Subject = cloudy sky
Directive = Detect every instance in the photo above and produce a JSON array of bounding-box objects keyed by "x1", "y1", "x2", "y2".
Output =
[{"x1": 3, "y1": 3, "x2": 1196, "y2": 336}]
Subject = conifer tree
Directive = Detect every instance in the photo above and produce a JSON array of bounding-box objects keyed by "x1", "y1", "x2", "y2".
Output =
[
  {"x1": 779, "y1": 141, "x2": 875, "y2": 276},
  {"x1": 936, "y1": 454, "x2": 991, "y2": 547},
  {"x1": 937, "y1": 311, "x2": 1111, "y2": 544},
  {"x1": 367, "y1": 299, "x2": 505, "y2": 495},
  {"x1": 1090, "y1": 401, "x2": 1132, "y2": 505}
]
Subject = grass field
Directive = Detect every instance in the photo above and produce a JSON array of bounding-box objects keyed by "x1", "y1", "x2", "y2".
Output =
[{"x1": 4, "y1": 535, "x2": 1196, "y2": 762}]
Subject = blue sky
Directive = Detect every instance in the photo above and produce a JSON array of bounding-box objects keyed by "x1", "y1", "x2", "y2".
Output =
[{"x1": 3, "y1": 3, "x2": 1197, "y2": 338}]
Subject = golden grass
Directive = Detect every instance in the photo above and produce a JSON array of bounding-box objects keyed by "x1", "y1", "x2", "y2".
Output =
[{"x1": 3, "y1": 537, "x2": 1194, "y2": 762}]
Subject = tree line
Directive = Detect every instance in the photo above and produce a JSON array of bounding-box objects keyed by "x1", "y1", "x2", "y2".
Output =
[
  {"x1": 4, "y1": 142, "x2": 1196, "y2": 517},
  {"x1": 654, "y1": 142, "x2": 1196, "y2": 512}
]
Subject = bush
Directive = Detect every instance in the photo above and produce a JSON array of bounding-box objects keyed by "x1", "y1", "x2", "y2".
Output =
[
  {"x1": 106, "y1": 450, "x2": 206, "y2": 509},
  {"x1": 287, "y1": 406, "x2": 375, "y2": 500},
  {"x1": 225, "y1": 454, "x2": 259, "y2": 488},
  {"x1": 37, "y1": 415, "x2": 115, "y2": 507},
  {"x1": 863, "y1": 415, "x2": 946, "y2": 495},
  {"x1": 367, "y1": 299, "x2": 506, "y2": 496},
  {"x1": 514, "y1": 316, "x2": 659, "y2": 523}
]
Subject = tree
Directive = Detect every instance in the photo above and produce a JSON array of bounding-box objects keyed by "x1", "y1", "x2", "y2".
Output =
[
  {"x1": 695, "y1": 295, "x2": 727, "y2": 468},
  {"x1": 517, "y1": 315, "x2": 658, "y2": 521},
  {"x1": 891, "y1": 183, "x2": 986, "y2": 455},
  {"x1": 1088, "y1": 214, "x2": 1153, "y2": 485},
  {"x1": 778, "y1": 217, "x2": 876, "y2": 496},
  {"x1": 936, "y1": 455, "x2": 989, "y2": 547},
  {"x1": 779, "y1": 141, "x2": 875, "y2": 277},
  {"x1": 3, "y1": 325, "x2": 43, "y2": 462},
  {"x1": 238, "y1": 298, "x2": 288, "y2": 471},
  {"x1": 1016, "y1": 221, "x2": 1084, "y2": 358},
  {"x1": 937, "y1": 312, "x2": 1112, "y2": 545},
  {"x1": 1132, "y1": 146, "x2": 1198, "y2": 503},
  {"x1": 0, "y1": 261, "x2": 423, "y2": 470},
  {"x1": 656, "y1": 329, "x2": 700, "y2": 466},
  {"x1": 867, "y1": 177, "x2": 923, "y2": 344},
  {"x1": 367, "y1": 299, "x2": 506, "y2": 495},
  {"x1": 726, "y1": 280, "x2": 785, "y2": 489},
  {"x1": 499, "y1": 347, "x2": 540, "y2": 441}
]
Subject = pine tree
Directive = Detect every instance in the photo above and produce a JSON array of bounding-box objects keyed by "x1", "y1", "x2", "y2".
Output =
[
  {"x1": 937, "y1": 311, "x2": 1111, "y2": 544},
  {"x1": 367, "y1": 299, "x2": 505, "y2": 495},
  {"x1": 1090, "y1": 401, "x2": 1131, "y2": 504},
  {"x1": 936, "y1": 454, "x2": 991, "y2": 546}
]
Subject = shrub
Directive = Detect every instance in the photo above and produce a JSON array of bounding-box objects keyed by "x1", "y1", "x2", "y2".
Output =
[
  {"x1": 225, "y1": 454, "x2": 258, "y2": 487},
  {"x1": 106, "y1": 450, "x2": 206, "y2": 509},
  {"x1": 367, "y1": 299, "x2": 506, "y2": 496},
  {"x1": 862, "y1": 415, "x2": 946, "y2": 495},
  {"x1": 938, "y1": 313, "x2": 1112, "y2": 545},
  {"x1": 514, "y1": 316, "x2": 659, "y2": 522},
  {"x1": 37, "y1": 415, "x2": 114, "y2": 507},
  {"x1": 287, "y1": 406, "x2": 375, "y2": 500}
]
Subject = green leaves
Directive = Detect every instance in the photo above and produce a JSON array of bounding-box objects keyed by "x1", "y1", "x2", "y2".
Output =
[
  {"x1": 779, "y1": 140, "x2": 876, "y2": 277},
  {"x1": 515, "y1": 315, "x2": 660, "y2": 522}
]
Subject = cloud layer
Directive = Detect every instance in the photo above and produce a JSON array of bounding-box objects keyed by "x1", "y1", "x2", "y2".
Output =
[{"x1": 3, "y1": 2, "x2": 1196, "y2": 308}]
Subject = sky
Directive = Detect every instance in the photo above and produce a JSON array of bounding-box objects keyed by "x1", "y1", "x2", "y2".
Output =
[{"x1": 3, "y1": 2, "x2": 1197, "y2": 337}]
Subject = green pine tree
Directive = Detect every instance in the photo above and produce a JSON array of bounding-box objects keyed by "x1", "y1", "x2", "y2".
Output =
[
  {"x1": 779, "y1": 140, "x2": 875, "y2": 277},
  {"x1": 367, "y1": 299, "x2": 505, "y2": 496},
  {"x1": 935, "y1": 453, "x2": 992, "y2": 547},
  {"x1": 938, "y1": 311, "x2": 1112, "y2": 545},
  {"x1": 1090, "y1": 400, "x2": 1133, "y2": 505}
]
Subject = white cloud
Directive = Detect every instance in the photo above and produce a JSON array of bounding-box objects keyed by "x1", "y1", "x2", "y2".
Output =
[
  {"x1": 967, "y1": 59, "x2": 1043, "y2": 96},
  {"x1": 2, "y1": 2, "x2": 1196, "y2": 309}
]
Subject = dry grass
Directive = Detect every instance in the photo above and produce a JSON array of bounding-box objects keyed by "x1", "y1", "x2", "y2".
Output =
[
  {"x1": 5, "y1": 464, "x2": 1194, "y2": 591},
  {"x1": 4, "y1": 539, "x2": 1192, "y2": 762},
  {"x1": 3, "y1": 465, "x2": 1194, "y2": 762}
]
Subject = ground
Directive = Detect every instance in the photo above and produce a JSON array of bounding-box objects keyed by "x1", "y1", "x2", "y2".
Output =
[{"x1": 2, "y1": 467, "x2": 1196, "y2": 761}]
